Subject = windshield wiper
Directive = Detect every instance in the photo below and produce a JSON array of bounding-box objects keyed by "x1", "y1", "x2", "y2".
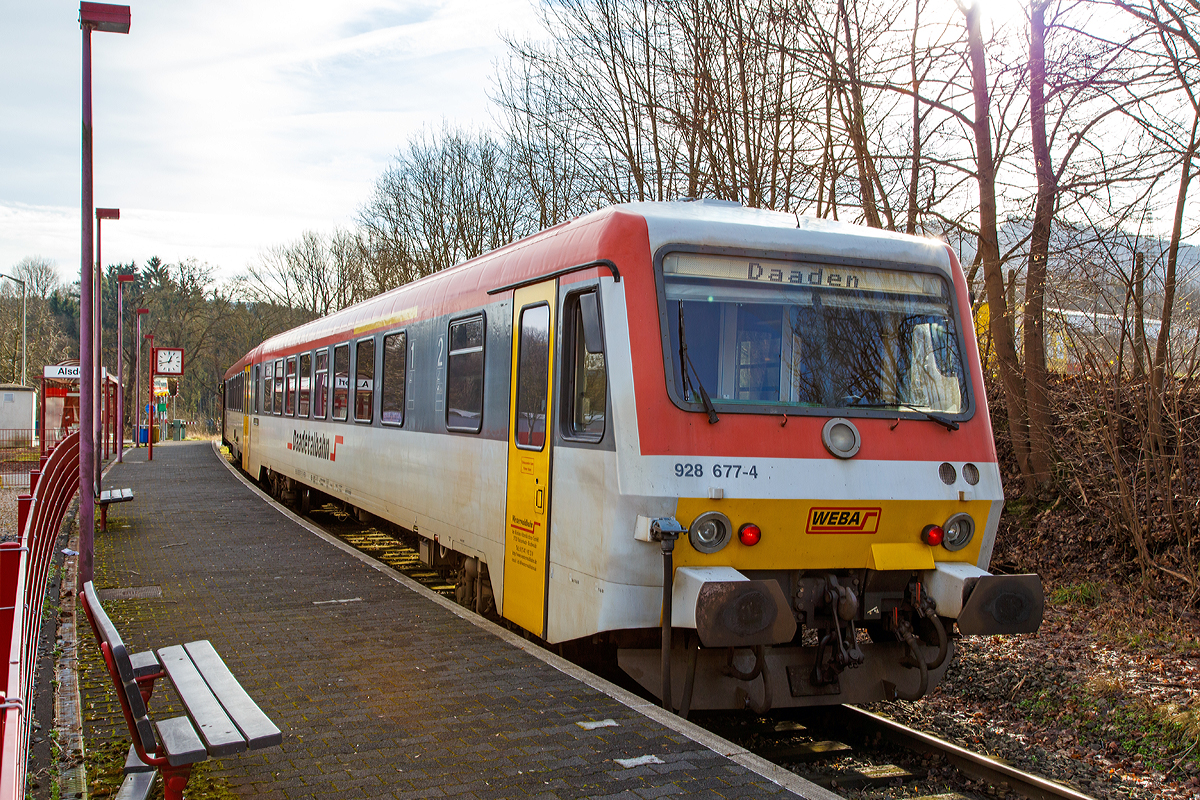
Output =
[
  {"x1": 678, "y1": 301, "x2": 719, "y2": 424},
  {"x1": 845, "y1": 400, "x2": 959, "y2": 431}
]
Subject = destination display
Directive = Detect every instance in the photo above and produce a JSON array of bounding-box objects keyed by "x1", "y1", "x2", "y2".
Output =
[{"x1": 662, "y1": 252, "x2": 947, "y2": 298}]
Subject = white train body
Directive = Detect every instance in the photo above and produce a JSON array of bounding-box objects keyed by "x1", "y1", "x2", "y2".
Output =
[{"x1": 223, "y1": 201, "x2": 1042, "y2": 710}]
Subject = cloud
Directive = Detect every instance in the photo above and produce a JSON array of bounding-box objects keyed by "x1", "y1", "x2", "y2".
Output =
[{"x1": 0, "y1": 0, "x2": 542, "y2": 281}]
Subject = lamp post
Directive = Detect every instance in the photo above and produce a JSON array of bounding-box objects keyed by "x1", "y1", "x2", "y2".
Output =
[
  {"x1": 0, "y1": 273, "x2": 26, "y2": 386},
  {"x1": 79, "y1": 1, "x2": 130, "y2": 590},
  {"x1": 135, "y1": 307, "x2": 147, "y2": 447},
  {"x1": 116, "y1": 271, "x2": 133, "y2": 461},
  {"x1": 145, "y1": 332, "x2": 153, "y2": 462},
  {"x1": 95, "y1": 207, "x2": 118, "y2": 474}
]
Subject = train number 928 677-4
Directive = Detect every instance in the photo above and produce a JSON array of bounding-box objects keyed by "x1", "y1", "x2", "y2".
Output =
[{"x1": 674, "y1": 463, "x2": 758, "y2": 479}]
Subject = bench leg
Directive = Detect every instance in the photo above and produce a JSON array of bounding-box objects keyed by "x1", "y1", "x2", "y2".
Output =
[
  {"x1": 100, "y1": 504, "x2": 108, "y2": 533},
  {"x1": 159, "y1": 763, "x2": 193, "y2": 800}
]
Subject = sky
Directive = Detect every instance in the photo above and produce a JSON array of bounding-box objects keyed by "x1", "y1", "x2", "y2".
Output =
[{"x1": 0, "y1": 0, "x2": 544, "y2": 287}]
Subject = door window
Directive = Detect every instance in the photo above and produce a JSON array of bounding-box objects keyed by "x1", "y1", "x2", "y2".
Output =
[{"x1": 515, "y1": 305, "x2": 551, "y2": 449}]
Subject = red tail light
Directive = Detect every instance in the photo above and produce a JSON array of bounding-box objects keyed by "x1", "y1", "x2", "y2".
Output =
[
  {"x1": 921, "y1": 524, "x2": 944, "y2": 547},
  {"x1": 738, "y1": 523, "x2": 762, "y2": 546}
]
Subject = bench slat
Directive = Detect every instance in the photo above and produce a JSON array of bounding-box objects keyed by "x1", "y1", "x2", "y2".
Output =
[
  {"x1": 129, "y1": 651, "x2": 160, "y2": 680},
  {"x1": 98, "y1": 488, "x2": 134, "y2": 504},
  {"x1": 114, "y1": 770, "x2": 155, "y2": 800},
  {"x1": 184, "y1": 640, "x2": 282, "y2": 749},
  {"x1": 123, "y1": 744, "x2": 153, "y2": 774},
  {"x1": 156, "y1": 646, "x2": 247, "y2": 757},
  {"x1": 81, "y1": 582, "x2": 123, "y2": 652},
  {"x1": 152, "y1": 716, "x2": 209, "y2": 767}
]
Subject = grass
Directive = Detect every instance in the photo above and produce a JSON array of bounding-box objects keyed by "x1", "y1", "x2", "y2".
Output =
[
  {"x1": 1018, "y1": 679, "x2": 1200, "y2": 773},
  {"x1": 1049, "y1": 580, "x2": 1104, "y2": 606}
]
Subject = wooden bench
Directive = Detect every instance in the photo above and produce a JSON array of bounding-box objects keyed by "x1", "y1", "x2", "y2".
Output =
[
  {"x1": 96, "y1": 487, "x2": 134, "y2": 532},
  {"x1": 79, "y1": 581, "x2": 282, "y2": 800}
]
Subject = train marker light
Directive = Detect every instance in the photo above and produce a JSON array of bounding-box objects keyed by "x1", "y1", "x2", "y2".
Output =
[
  {"x1": 738, "y1": 523, "x2": 761, "y2": 546},
  {"x1": 921, "y1": 524, "x2": 944, "y2": 547}
]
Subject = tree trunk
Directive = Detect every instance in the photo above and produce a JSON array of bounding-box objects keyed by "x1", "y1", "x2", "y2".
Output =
[
  {"x1": 965, "y1": 2, "x2": 1034, "y2": 492},
  {"x1": 1149, "y1": 113, "x2": 1199, "y2": 444},
  {"x1": 1025, "y1": 0, "x2": 1055, "y2": 486}
]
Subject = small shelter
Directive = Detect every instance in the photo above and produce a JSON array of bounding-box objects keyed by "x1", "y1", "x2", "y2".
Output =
[
  {"x1": 0, "y1": 385, "x2": 37, "y2": 446},
  {"x1": 41, "y1": 362, "x2": 81, "y2": 455}
]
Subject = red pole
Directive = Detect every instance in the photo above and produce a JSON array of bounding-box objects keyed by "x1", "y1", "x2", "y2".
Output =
[
  {"x1": 39, "y1": 375, "x2": 45, "y2": 459},
  {"x1": 147, "y1": 336, "x2": 153, "y2": 462},
  {"x1": 80, "y1": 19, "x2": 96, "y2": 588}
]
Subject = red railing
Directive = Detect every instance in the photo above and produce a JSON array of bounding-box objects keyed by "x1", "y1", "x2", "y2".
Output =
[{"x1": 0, "y1": 432, "x2": 80, "y2": 800}]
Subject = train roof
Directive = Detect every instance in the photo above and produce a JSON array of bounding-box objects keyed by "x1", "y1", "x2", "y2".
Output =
[{"x1": 229, "y1": 201, "x2": 955, "y2": 376}]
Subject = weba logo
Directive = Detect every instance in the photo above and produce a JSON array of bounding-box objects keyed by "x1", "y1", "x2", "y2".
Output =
[{"x1": 805, "y1": 507, "x2": 881, "y2": 534}]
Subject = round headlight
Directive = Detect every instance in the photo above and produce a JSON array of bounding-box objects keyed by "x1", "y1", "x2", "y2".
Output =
[
  {"x1": 941, "y1": 513, "x2": 975, "y2": 551},
  {"x1": 822, "y1": 418, "x2": 861, "y2": 459},
  {"x1": 939, "y1": 462, "x2": 957, "y2": 485},
  {"x1": 689, "y1": 511, "x2": 733, "y2": 554}
]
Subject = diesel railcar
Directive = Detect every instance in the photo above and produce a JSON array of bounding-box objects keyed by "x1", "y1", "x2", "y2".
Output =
[{"x1": 222, "y1": 200, "x2": 1043, "y2": 711}]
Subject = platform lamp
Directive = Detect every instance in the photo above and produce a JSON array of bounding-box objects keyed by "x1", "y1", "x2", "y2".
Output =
[
  {"x1": 0, "y1": 273, "x2": 26, "y2": 386},
  {"x1": 78, "y1": 1, "x2": 130, "y2": 590},
  {"x1": 144, "y1": 332, "x2": 153, "y2": 462},
  {"x1": 135, "y1": 307, "x2": 147, "y2": 448},
  {"x1": 116, "y1": 271, "x2": 134, "y2": 461}
]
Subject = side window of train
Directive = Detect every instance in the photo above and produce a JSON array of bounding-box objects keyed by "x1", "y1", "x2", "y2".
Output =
[
  {"x1": 298, "y1": 352, "x2": 312, "y2": 417},
  {"x1": 284, "y1": 356, "x2": 296, "y2": 416},
  {"x1": 332, "y1": 344, "x2": 350, "y2": 421},
  {"x1": 564, "y1": 290, "x2": 607, "y2": 441},
  {"x1": 446, "y1": 315, "x2": 485, "y2": 433},
  {"x1": 313, "y1": 349, "x2": 328, "y2": 419},
  {"x1": 254, "y1": 364, "x2": 261, "y2": 413},
  {"x1": 263, "y1": 361, "x2": 274, "y2": 414},
  {"x1": 273, "y1": 359, "x2": 284, "y2": 415},
  {"x1": 354, "y1": 337, "x2": 375, "y2": 423},
  {"x1": 381, "y1": 331, "x2": 406, "y2": 426}
]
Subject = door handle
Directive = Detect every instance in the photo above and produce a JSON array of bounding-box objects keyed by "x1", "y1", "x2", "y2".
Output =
[{"x1": 535, "y1": 488, "x2": 545, "y2": 512}]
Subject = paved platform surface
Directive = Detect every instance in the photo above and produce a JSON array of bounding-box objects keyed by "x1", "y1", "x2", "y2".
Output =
[{"x1": 79, "y1": 441, "x2": 831, "y2": 799}]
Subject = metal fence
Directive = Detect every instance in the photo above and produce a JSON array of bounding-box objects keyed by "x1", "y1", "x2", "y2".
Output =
[{"x1": 0, "y1": 430, "x2": 39, "y2": 491}]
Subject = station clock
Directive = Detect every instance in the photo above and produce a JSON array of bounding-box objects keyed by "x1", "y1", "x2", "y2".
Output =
[{"x1": 155, "y1": 347, "x2": 185, "y2": 375}]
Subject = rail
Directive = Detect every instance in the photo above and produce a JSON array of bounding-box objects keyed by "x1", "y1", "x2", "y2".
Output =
[
  {"x1": 0, "y1": 432, "x2": 80, "y2": 800},
  {"x1": 831, "y1": 705, "x2": 1096, "y2": 800}
]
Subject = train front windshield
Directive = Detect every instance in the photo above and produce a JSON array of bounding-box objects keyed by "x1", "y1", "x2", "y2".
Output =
[{"x1": 661, "y1": 252, "x2": 967, "y2": 415}]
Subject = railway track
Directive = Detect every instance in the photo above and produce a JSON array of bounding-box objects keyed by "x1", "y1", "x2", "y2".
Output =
[{"x1": 251, "y1": 472, "x2": 1093, "y2": 800}]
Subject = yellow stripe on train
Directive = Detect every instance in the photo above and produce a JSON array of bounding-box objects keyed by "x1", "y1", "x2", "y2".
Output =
[{"x1": 673, "y1": 498, "x2": 992, "y2": 571}]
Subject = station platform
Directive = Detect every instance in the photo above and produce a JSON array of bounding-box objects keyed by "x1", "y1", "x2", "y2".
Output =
[{"x1": 76, "y1": 441, "x2": 835, "y2": 799}]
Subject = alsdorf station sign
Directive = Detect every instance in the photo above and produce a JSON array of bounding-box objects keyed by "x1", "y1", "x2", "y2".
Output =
[{"x1": 44, "y1": 365, "x2": 81, "y2": 380}]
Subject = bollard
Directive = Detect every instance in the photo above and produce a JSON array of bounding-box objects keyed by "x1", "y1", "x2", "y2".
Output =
[
  {"x1": 28, "y1": 470, "x2": 41, "y2": 496},
  {"x1": 17, "y1": 495, "x2": 32, "y2": 538}
]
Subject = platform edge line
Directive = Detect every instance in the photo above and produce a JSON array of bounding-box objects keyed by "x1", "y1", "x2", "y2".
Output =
[{"x1": 209, "y1": 441, "x2": 833, "y2": 800}]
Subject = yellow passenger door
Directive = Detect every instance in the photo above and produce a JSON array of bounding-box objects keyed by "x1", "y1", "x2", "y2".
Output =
[
  {"x1": 242, "y1": 365, "x2": 252, "y2": 470},
  {"x1": 503, "y1": 281, "x2": 557, "y2": 637}
]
